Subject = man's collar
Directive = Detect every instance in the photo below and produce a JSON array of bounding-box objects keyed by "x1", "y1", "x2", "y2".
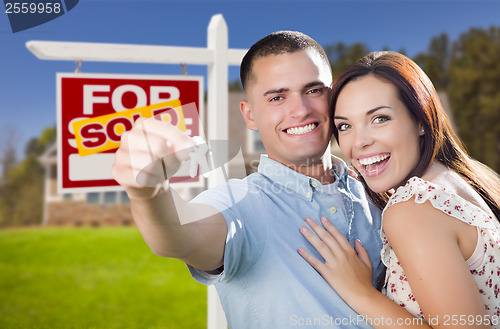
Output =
[{"x1": 257, "y1": 155, "x2": 349, "y2": 201}]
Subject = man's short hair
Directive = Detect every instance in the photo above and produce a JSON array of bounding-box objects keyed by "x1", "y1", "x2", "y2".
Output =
[{"x1": 240, "y1": 31, "x2": 331, "y2": 91}]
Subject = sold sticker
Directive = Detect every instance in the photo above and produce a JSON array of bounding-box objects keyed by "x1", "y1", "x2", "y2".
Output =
[{"x1": 72, "y1": 99, "x2": 185, "y2": 156}]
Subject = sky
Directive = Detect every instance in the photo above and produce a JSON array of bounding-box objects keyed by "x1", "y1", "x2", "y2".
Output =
[{"x1": 1, "y1": 0, "x2": 499, "y2": 158}]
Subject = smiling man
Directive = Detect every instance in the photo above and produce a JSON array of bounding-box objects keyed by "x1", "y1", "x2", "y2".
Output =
[
  {"x1": 239, "y1": 47, "x2": 333, "y2": 182},
  {"x1": 112, "y1": 31, "x2": 383, "y2": 328}
]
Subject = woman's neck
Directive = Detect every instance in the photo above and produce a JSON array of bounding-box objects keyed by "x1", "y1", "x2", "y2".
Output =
[{"x1": 421, "y1": 161, "x2": 449, "y2": 183}]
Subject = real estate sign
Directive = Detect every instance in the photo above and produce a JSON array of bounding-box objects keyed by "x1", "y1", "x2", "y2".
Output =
[{"x1": 57, "y1": 73, "x2": 203, "y2": 193}]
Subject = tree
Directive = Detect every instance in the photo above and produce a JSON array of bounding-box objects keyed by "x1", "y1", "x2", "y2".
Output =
[
  {"x1": 0, "y1": 126, "x2": 56, "y2": 227},
  {"x1": 228, "y1": 79, "x2": 242, "y2": 92},
  {"x1": 325, "y1": 42, "x2": 371, "y2": 78},
  {"x1": 414, "y1": 33, "x2": 451, "y2": 91},
  {"x1": 0, "y1": 126, "x2": 19, "y2": 181},
  {"x1": 0, "y1": 126, "x2": 20, "y2": 226},
  {"x1": 447, "y1": 26, "x2": 500, "y2": 173}
]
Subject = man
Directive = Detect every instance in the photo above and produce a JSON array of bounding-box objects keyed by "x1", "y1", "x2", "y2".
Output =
[{"x1": 112, "y1": 31, "x2": 383, "y2": 328}]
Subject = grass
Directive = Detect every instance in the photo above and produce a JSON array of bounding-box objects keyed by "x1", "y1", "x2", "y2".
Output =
[{"x1": 0, "y1": 227, "x2": 207, "y2": 329}]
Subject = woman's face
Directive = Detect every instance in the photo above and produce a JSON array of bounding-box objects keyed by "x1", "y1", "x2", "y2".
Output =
[{"x1": 334, "y1": 74, "x2": 424, "y2": 193}]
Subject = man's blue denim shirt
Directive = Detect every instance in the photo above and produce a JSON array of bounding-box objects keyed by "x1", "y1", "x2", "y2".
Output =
[{"x1": 189, "y1": 155, "x2": 383, "y2": 328}]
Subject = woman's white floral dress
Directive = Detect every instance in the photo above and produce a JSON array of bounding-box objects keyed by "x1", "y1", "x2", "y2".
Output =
[{"x1": 381, "y1": 177, "x2": 500, "y2": 325}]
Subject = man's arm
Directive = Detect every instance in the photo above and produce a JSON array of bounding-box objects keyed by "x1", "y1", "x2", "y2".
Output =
[{"x1": 112, "y1": 117, "x2": 227, "y2": 271}]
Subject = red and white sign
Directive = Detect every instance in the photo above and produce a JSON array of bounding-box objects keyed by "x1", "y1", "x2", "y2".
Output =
[{"x1": 57, "y1": 73, "x2": 204, "y2": 193}]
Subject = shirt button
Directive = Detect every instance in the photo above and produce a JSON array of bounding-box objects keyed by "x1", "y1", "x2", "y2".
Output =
[
  {"x1": 311, "y1": 181, "x2": 318, "y2": 188},
  {"x1": 330, "y1": 206, "x2": 337, "y2": 214},
  {"x1": 306, "y1": 192, "x2": 311, "y2": 198}
]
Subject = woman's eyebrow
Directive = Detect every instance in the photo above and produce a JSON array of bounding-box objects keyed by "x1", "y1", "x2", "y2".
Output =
[
  {"x1": 367, "y1": 106, "x2": 390, "y2": 115},
  {"x1": 334, "y1": 106, "x2": 391, "y2": 120}
]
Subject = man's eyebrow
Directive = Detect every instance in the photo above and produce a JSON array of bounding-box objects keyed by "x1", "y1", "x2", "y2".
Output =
[
  {"x1": 304, "y1": 81, "x2": 326, "y2": 89},
  {"x1": 262, "y1": 81, "x2": 326, "y2": 97},
  {"x1": 334, "y1": 106, "x2": 390, "y2": 120},
  {"x1": 263, "y1": 88, "x2": 289, "y2": 96}
]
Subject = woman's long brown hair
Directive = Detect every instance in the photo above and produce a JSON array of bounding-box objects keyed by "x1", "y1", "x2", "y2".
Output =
[{"x1": 330, "y1": 51, "x2": 500, "y2": 222}]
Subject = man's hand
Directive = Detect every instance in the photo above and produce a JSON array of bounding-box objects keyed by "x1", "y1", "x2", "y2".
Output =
[{"x1": 112, "y1": 117, "x2": 196, "y2": 199}]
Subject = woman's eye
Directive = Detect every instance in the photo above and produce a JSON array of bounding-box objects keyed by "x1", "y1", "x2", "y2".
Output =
[
  {"x1": 336, "y1": 123, "x2": 351, "y2": 131},
  {"x1": 373, "y1": 115, "x2": 390, "y2": 124}
]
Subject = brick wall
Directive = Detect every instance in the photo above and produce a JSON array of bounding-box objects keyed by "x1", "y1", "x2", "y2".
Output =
[{"x1": 45, "y1": 200, "x2": 133, "y2": 227}]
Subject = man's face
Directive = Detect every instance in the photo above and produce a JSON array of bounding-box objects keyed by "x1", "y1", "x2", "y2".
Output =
[{"x1": 240, "y1": 49, "x2": 333, "y2": 168}]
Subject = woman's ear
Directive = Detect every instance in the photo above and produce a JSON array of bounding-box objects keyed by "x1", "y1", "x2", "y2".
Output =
[
  {"x1": 240, "y1": 100, "x2": 258, "y2": 130},
  {"x1": 418, "y1": 123, "x2": 425, "y2": 136}
]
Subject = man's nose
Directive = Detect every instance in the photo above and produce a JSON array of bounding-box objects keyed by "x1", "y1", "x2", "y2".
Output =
[{"x1": 288, "y1": 94, "x2": 311, "y2": 118}]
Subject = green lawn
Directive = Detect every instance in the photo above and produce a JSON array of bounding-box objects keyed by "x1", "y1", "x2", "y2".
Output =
[{"x1": 0, "y1": 227, "x2": 207, "y2": 329}]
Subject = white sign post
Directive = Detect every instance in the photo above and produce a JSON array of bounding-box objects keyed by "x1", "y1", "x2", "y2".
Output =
[{"x1": 27, "y1": 14, "x2": 247, "y2": 329}]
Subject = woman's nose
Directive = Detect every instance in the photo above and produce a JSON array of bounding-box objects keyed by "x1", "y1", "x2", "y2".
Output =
[{"x1": 353, "y1": 128, "x2": 374, "y2": 149}]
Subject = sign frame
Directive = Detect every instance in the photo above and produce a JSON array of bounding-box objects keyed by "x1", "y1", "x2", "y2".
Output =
[{"x1": 56, "y1": 72, "x2": 205, "y2": 194}]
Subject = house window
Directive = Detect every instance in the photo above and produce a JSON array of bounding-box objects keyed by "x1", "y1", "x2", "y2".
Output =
[
  {"x1": 119, "y1": 191, "x2": 130, "y2": 204},
  {"x1": 63, "y1": 193, "x2": 73, "y2": 200},
  {"x1": 86, "y1": 192, "x2": 100, "y2": 204},
  {"x1": 85, "y1": 191, "x2": 130, "y2": 204},
  {"x1": 104, "y1": 191, "x2": 117, "y2": 204}
]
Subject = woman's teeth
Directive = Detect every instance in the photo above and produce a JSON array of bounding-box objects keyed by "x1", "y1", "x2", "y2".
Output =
[{"x1": 359, "y1": 154, "x2": 390, "y2": 166}]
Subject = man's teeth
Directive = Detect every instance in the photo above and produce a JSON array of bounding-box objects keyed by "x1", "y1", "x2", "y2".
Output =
[
  {"x1": 286, "y1": 123, "x2": 316, "y2": 135},
  {"x1": 359, "y1": 154, "x2": 390, "y2": 166}
]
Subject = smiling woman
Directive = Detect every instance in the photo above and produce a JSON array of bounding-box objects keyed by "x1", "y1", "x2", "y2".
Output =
[
  {"x1": 334, "y1": 74, "x2": 424, "y2": 193},
  {"x1": 299, "y1": 51, "x2": 500, "y2": 329}
]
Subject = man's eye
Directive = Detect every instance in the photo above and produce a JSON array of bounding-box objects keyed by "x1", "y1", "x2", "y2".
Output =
[
  {"x1": 270, "y1": 96, "x2": 284, "y2": 102},
  {"x1": 307, "y1": 88, "x2": 323, "y2": 95}
]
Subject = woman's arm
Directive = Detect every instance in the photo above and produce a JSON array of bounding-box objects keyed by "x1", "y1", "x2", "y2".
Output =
[
  {"x1": 382, "y1": 199, "x2": 489, "y2": 328},
  {"x1": 299, "y1": 199, "x2": 489, "y2": 328}
]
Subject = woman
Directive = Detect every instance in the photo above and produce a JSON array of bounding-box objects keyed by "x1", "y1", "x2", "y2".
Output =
[{"x1": 298, "y1": 51, "x2": 500, "y2": 328}]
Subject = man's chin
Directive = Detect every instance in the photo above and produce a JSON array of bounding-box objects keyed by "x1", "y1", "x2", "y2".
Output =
[{"x1": 286, "y1": 153, "x2": 327, "y2": 167}]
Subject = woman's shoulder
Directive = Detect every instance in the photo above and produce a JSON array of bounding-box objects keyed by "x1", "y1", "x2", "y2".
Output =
[
  {"x1": 382, "y1": 184, "x2": 450, "y2": 238},
  {"x1": 420, "y1": 162, "x2": 494, "y2": 216},
  {"x1": 381, "y1": 178, "x2": 477, "y2": 268},
  {"x1": 383, "y1": 176, "x2": 453, "y2": 223},
  {"x1": 383, "y1": 173, "x2": 498, "y2": 233},
  {"x1": 385, "y1": 176, "x2": 440, "y2": 209}
]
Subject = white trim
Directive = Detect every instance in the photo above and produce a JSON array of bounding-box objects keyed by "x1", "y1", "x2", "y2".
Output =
[
  {"x1": 56, "y1": 72, "x2": 205, "y2": 82},
  {"x1": 56, "y1": 72, "x2": 205, "y2": 194},
  {"x1": 245, "y1": 128, "x2": 255, "y2": 155},
  {"x1": 27, "y1": 41, "x2": 246, "y2": 66}
]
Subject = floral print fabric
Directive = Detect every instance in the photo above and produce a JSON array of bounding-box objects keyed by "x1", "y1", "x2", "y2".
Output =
[{"x1": 381, "y1": 177, "x2": 500, "y2": 322}]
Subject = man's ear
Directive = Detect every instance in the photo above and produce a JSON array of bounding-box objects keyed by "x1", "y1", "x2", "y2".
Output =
[{"x1": 240, "y1": 100, "x2": 258, "y2": 130}]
